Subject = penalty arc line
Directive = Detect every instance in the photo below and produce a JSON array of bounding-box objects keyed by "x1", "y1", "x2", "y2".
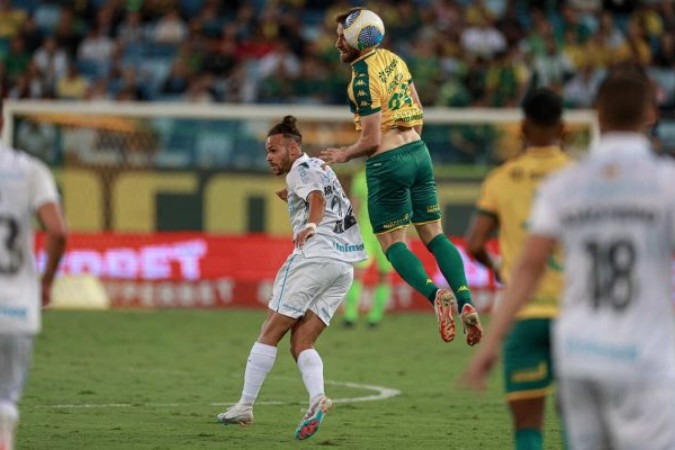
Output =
[{"x1": 33, "y1": 379, "x2": 401, "y2": 409}]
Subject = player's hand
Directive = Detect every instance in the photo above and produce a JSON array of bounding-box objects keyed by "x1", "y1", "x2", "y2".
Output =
[
  {"x1": 320, "y1": 147, "x2": 348, "y2": 164},
  {"x1": 294, "y1": 223, "x2": 316, "y2": 249},
  {"x1": 276, "y1": 188, "x2": 288, "y2": 202},
  {"x1": 458, "y1": 344, "x2": 499, "y2": 391},
  {"x1": 41, "y1": 277, "x2": 53, "y2": 308}
]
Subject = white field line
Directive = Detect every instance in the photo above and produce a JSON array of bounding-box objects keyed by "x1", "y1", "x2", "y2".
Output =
[{"x1": 34, "y1": 378, "x2": 401, "y2": 409}]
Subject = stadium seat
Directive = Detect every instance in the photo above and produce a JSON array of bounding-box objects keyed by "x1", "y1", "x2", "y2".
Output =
[
  {"x1": 156, "y1": 130, "x2": 196, "y2": 168},
  {"x1": 76, "y1": 59, "x2": 108, "y2": 81},
  {"x1": 145, "y1": 43, "x2": 178, "y2": 59},
  {"x1": 138, "y1": 58, "x2": 173, "y2": 100},
  {"x1": 11, "y1": 0, "x2": 38, "y2": 14},
  {"x1": 178, "y1": 0, "x2": 205, "y2": 18},
  {"x1": 195, "y1": 131, "x2": 233, "y2": 168},
  {"x1": 33, "y1": 3, "x2": 61, "y2": 35}
]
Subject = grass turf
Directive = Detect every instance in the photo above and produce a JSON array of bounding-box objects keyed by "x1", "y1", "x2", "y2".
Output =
[{"x1": 19, "y1": 310, "x2": 563, "y2": 449}]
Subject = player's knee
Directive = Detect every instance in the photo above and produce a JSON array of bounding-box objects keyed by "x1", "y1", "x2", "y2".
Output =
[
  {"x1": 290, "y1": 336, "x2": 314, "y2": 360},
  {"x1": 415, "y1": 223, "x2": 443, "y2": 246}
]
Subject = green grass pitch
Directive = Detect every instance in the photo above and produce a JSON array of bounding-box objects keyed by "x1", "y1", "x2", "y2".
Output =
[{"x1": 19, "y1": 310, "x2": 563, "y2": 449}]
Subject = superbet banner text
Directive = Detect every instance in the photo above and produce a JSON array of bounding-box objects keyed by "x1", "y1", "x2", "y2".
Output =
[{"x1": 35, "y1": 233, "x2": 500, "y2": 310}]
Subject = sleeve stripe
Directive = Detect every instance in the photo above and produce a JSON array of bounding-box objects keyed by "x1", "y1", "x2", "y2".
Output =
[{"x1": 358, "y1": 107, "x2": 381, "y2": 116}]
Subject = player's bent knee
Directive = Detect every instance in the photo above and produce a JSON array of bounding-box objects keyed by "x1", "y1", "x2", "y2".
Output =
[
  {"x1": 414, "y1": 222, "x2": 443, "y2": 246},
  {"x1": 290, "y1": 342, "x2": 314, "y2": 360}
]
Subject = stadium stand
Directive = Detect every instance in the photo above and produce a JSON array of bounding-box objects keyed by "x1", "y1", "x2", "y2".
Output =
[{"x1": 0, "y1": 0, "x2": 673, "y2": 154}]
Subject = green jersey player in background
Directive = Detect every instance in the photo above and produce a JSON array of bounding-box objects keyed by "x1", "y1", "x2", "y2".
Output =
[{"x1": 342, "y1": 168, "x2": 394, "y2": 328}]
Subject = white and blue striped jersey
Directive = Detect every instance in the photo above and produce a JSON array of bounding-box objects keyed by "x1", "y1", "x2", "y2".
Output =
[
  {"x1": 286, "y1": 154, "x2": 366, "y2": 264},
  {"x1": 0, "y1": 144, "x2": 59, "y2": 334},
  {"x1": 530, "y1": 133, "x2": 675, "y2": 381}
]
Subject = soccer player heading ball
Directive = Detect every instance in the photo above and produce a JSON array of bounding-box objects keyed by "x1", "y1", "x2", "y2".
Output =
[{"x1": 322, "y1": 9, "x2": 483, "y2": 345}]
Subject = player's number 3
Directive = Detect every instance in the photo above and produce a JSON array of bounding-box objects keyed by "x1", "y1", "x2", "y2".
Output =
[{"x1": 0, "y1": 215, "x2": 22, "y2": 275}]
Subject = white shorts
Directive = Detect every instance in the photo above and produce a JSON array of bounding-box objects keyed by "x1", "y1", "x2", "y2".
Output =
[
  {"x1": 558, "y1": 375, "x2": 675, "y2": 450},
  {"x1": 0, "y1": 334, "x2": 33, "y2": 403},
  {"x1": 268, "y1": 253, "x2": 353, "y2": 326}
]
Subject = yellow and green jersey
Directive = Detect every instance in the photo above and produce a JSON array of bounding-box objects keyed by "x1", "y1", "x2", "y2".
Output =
[
  {"x1": 347, "y1": 48, "x2": 423, "y2": 132},
  {"x1": 351, "y1": 169, "x2": 370, "y2": 226},
  {"x1": 476, "y1": 146, "x2": 572, "y2": 319}
]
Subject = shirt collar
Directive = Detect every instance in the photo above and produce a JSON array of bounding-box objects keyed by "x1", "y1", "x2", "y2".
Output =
[
  {"x1": 351, "y1": 49, "x2": 377, "y2": 66},
  {"x1": 291, "y1": 152, "x2": 309, "y2": 171},
  {"x1": 525, "y1": 145, "x2": 563, "y2": 156},
  {"x1": 593, "y1": 132, "x2": 651, "y2": 158}
]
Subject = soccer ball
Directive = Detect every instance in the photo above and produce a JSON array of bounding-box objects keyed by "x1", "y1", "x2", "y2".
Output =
[{"x1": 342, "y1": 9, "x2": 385, "y2": 50}]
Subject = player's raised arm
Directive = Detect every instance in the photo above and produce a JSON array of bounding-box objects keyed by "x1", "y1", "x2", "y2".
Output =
[{"x1": 321, "y1": 113, "x2": 381, "y2": 164}]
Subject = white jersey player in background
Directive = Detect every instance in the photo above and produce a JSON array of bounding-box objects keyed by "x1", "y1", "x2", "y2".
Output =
[
  {"x1": 463, "y1": 68, "x2": 675, "y2": 450},
  {"x1": 0, "y1": 109, "x2": 67, "y2": 450},
  {"x1": 216, "y1": 116, "x2": 366, "y2": 441}
]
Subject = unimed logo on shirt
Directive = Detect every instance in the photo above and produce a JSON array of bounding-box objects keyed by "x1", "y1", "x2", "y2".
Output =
[{"x1": 0, "y1": 305, "x2": 28, "y2": 319}]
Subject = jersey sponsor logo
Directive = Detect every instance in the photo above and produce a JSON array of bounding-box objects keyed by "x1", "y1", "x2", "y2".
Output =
[
  {"x1": 562, "y1": 206, "x2": 657, "y2": 226},
  {"x1": 392, "y1": 112, "x2": 422, "y2": 123},
  {"x1": 382, "y1": 213, "x2": 410, "y2": 230},
  {"x1": 0, "y1": 305, "x2": 28, "y2": 319},
  {"x1": 333, "y1": 242, "x2": 365, "y2": 253},
  {"x1": 377, "y1": 57, "x2": 399, "y2": 83},
  {"x1": 564, "y1": 337, "x2": 638, "y2": 362},
  {"x1": 511, "y1": 362, "x2": 548, "y2": 383}
]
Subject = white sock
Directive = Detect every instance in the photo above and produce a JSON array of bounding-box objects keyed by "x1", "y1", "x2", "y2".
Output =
[
  {"x1": 239, "y1": 342, "x2": 277, "y2": 406},
  {"x1": 0, "y1": 401, "x2": 18, "y2": 450},
  {"x1": 297, "y1": 348, "x2": 324, "y2": 404}
]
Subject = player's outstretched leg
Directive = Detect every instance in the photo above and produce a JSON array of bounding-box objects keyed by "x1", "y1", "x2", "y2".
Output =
[
  {"x1": 460, "y1": 304, "x2": 483, "y2": 346},
  {"x1": 427, "y1": 234, "x2": 483, "y2": 345},
  {"x1": 216, "y1": 404, "x2": 254, "y2": 425},
  {"x1": 216, "y1": 342, "x2": 277, "y2": 425},
  {"x1": 294, "y1": 395, "x2": 333, "y2": 440},
  {"x1": 385, "y1": 241, "x2": 462, "y2": 342},
  {"x1": 434, "y1": 289, "x2": 457, "y2": 342}
]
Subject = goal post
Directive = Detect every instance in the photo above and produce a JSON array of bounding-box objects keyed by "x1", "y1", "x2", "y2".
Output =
[{"x1": 4, "y1": 101, "x2": 598, "y2": 310}]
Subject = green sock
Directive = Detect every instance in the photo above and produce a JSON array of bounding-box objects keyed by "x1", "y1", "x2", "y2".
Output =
[
  {"x1": 427, "y1": 234, "x2": 473, "y2": 310},
  {"x1": 343, "y1": 279, "x2": 363, "y2": 322},
  {"x1": 385, "y1": 242, "x2": 437, "y2": 304},
  {"x1": 515, "y1": 428, "x2": 542, "y2": 450},
  {"x1": 367, "y1": 283, "x2": 391, "y2": 324}
]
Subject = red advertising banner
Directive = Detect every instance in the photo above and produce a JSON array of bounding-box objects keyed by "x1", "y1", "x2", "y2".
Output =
[{"x1": 36, "y1": 233, "x2": 500, "y2": 311}]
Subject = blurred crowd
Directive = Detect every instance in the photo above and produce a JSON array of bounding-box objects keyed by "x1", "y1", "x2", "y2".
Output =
[{"x1": 0, "y1": 0, "x2": 674, "y2": 112}]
